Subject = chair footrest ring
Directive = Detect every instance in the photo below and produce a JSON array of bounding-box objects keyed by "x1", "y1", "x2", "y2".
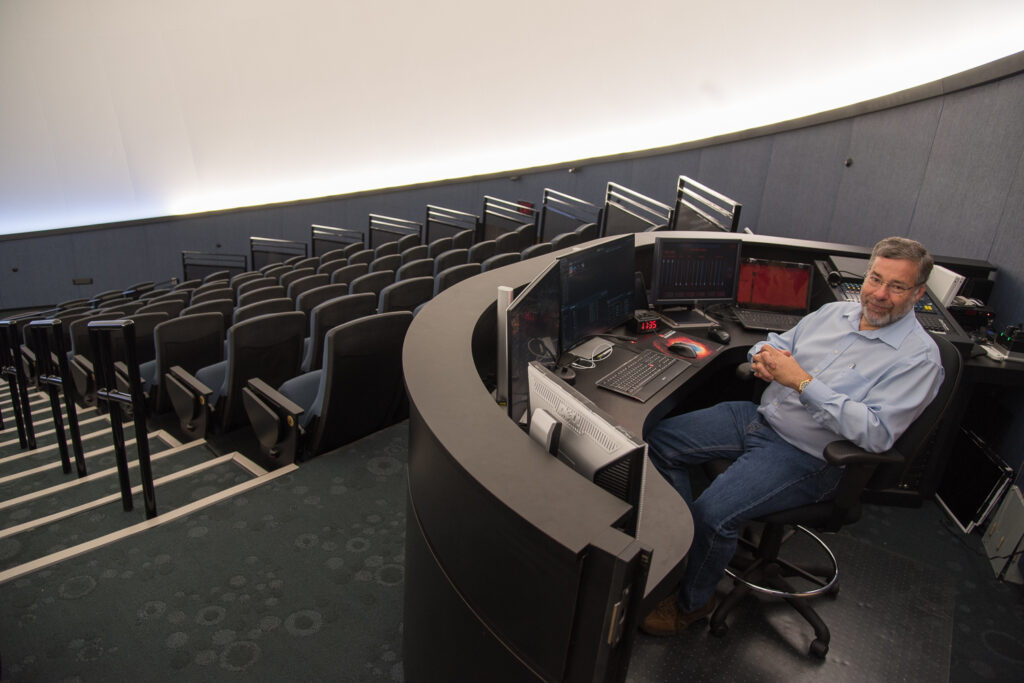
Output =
[{"x1": 724, "y1": 525, "x2": 838, "y2": 599}]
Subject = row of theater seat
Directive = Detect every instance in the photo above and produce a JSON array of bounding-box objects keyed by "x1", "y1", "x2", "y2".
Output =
[{"x1": 27, "y1": 217, "x2": 599, "y2": 462}]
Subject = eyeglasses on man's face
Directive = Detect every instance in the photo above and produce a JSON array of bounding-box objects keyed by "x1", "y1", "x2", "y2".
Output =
[{"x1": 863, "y1": 271, "x2": 919, "y2": 296}]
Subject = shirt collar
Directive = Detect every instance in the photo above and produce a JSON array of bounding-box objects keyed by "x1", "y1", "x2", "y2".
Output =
[{"x1": 841, "y1": 303, "x2": 917, "y2": 349}]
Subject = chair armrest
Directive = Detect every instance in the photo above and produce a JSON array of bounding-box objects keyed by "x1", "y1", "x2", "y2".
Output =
[
  {"x1": 246, "y1": 377, "x2": 305, "y2": 419},
  {"x1": 822, "y1": 440, "x2": 905, "y2": 468},
  {"x1": 73, "y1": 354, "x2": 93, "y2": 374},
  {"x1": 167, "y1": 365, "x2": 212, "y2": 399}
]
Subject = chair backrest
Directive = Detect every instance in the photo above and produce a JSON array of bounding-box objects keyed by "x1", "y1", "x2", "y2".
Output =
[
  {"x1": 304, "y1": 293, "x2": 378, "y2": 372},
  {"x1": 278, "y1": 267, "x2": 315, "y2": 289},
  {"x1": 401, "y1": 244, "x2": 430, "y2": 263},
  {"x1": 451, "y1": 229, "x2": 474, "y2": 250},
  {"x1": 347, "y1": 249, "x2": 374, "y2": 265},
  {"x1": 549, "y1": 230, "x2": 581, "y2": 251},
  {"x1": 428, "y1": 236, "x2": 454, "y2": 258},
  {"x1": 434, "y1": 263, "x2": 481, "y2": 295},
  {"x1": 318, "y1": 248, "x2": 349, "y2": 266},
  {"x1": 433, "y1": 248, "x2": 469, "y2": 275},
  {"x1": 330, "y1": 262, "x2": 369, "y2": 286},
  {"x1": 238, "y1": 285, "x2": 287, "y2": 308},
  {"x1": 180, "y1": 299, "x2": 235, "y2": 332},
  {"x1": 219, "y1": 311, "x2": 306, "y2": 431},
  {"x1": 103, "y1": 312, "x2": 169, "y2": 365},
  {"x1": 869, "y1": 335, "x2": 964, "y2": 491},
  {"x1": 230, "y1": 272, "x2": 264, "y2": 291},
  {"x1": 304, "y1": 311, "x2": 414, "y2": 456},
  {"x1": 481, "y1": 252, "x2": 521, "y2": 272},
  {"x1": 287, "y1": 273, "x2": 330, "y2": 301},
  {"x1": 397, "y1": 233, "x2": 421, "y2": 252},
  {"x1": 514, "y1": 222, "x2": 537, "y2": 250},
  {"x1": 370, "y1": 253, "x2": 402, "y2": 273},
  {"x1": 317, "y1": 259, "x2": 349, "y2": 277},
  {"x1": 236, "y1": 276, "x2": 277, "y2": 297},
  {"x1": 396, "y1": 258, "x2": 435, "y2": 281},
  {"x1": 202, "y1": 270, "x2": 231, "y2": 285},
  {"x1": 136, "y1": 299, "x2": 186, "y2": 318},
  {"x1": 378, "y1": 277, "x2": 434, "y2": 314},
  {"x1": 468, "y1": 240, "x2": 497, "y2": 264},
  {"x1": 494, "y1": 232, "x2": 520, "y2": 254},
  {"x1": 374, "y1": 241, "x2": 401, "y2": 257},
  {"x1": 296, "y1": 283, "x2": 350, "y2": 333},
  {"x1": 291, "y1": 256, "x2": 320, "y2": 271},
  {"x1": 349, "y1": 270, "x2": 395, "y2": 297},
  {"x1": 191, "y1": 287, "x2": 234, "y2": 305},
  {"x1": 574, "y1": 222, "x2": 600, "y2": 242},
  {"x1": 520, "y1": 242, "x2": 554, "y2": 260},
  {"x1": 232, "y1": 297, "x2": 293, "y2": 325},
  {"x1": 150, "y1": 312, "x2": 225, "y2": 412},
  {"x1": 147, "y1": 290, "x2": 191, "y2": 306}
]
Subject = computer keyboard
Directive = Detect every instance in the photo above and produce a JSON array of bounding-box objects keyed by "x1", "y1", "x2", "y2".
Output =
[
  {"x1": 733, "y1": 308, "x2": 805, "y2": 333},
  {"x1": 596, "y1": 349, "x2": 688, "y2": 402}
]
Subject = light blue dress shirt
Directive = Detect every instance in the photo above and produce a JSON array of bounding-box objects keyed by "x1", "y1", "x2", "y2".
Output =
[{"x1": 750, "y1": 301, "x2": 944, "y2": 459}]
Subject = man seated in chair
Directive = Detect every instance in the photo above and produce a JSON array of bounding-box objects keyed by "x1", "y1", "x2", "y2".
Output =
[{"x1": 641, "y1": 236, "x2": 945, "y2": 636}]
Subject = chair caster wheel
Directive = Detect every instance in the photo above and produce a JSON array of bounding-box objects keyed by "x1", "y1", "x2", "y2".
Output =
[
  {"x1": 809, "y1": 639, "x2": 829, "y2": 659},
  {"x1": 710, "y1": 623, "x2": 728, "y2": 638}
]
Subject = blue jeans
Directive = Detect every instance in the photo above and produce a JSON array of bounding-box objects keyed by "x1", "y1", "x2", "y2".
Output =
[{"x1": 646, "y1": 401, "x2": 844, "y2": 611}]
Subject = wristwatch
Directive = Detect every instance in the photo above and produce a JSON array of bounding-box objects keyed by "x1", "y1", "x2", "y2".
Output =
[{"x1": 798, "y1": 378, "x2": 813, "y2": 394}]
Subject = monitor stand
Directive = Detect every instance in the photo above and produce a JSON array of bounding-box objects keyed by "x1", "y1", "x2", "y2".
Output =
[{"x1": 659, "y1": 306, "x2": 714, "y2": 329}]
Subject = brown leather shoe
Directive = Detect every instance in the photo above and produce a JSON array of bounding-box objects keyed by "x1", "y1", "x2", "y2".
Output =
[{"x1": 640, "y1": 593, "x2": 717, "y2": 636}]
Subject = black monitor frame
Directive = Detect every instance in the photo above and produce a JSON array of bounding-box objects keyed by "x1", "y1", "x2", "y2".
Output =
[
  {"x1": 557, "y1": 235, "x2": 636, "y2": 354},
  {"x1": 600, "y1": 182, "x2": 672, "y2": 237},
  {"x1": 650, "y1": 236, "x2": 742, "y2": 309},
  {"x1": 505, "y1": 258, "x2": 561, "y2": 425},
  {"x1": 368, "y1": 214, "x2": 422, "y2": 249},
  {"x1": 539, "y1": 188, "x2": 602, "y2": 243},
  {"x1": 311, "y1": 224, "x2": 364, "y2": 257},
  {"x1": 425, "y1": 205, "x2": 478, "y2": 244}
]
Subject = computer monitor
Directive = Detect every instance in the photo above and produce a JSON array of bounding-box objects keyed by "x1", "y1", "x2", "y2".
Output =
[
  {"x1": 650, "y1": 237, "x2": 741, "y2": 323},
  {"x1": 505, "y1": 259, "x2": 561, "y2": 425},
  {"x1": 527, "y1": 361, "x2": 646, "y2": 536},
  {"x1": 558, "y1": 235, "x2": 636, "y2": 353}
]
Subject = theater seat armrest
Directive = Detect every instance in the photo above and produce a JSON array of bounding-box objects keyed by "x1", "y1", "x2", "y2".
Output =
[
  {"x1": 167, "y1": 365, "x2": 212, "y2": 398},
  {"x1": 246, "y1": 377, "x2": 305, "y2": 418},
  {"x1": 73, "y1": 354, "x2": 93, "y2": 374},
  {"x1": 823, "y1": 440, "x2": 904, "y2": 468}
]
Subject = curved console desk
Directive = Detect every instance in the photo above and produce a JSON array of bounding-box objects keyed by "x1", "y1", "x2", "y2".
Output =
[{"x1": 402, "y1": 231, "x2": 986, "y2": 681}]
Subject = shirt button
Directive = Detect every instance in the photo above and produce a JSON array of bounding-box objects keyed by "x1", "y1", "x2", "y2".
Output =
[{"x1": 834, "y1": 349, "x2": 839, "y2": 355}]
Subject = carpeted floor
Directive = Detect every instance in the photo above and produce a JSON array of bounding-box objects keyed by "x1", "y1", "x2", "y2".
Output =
[{"x1": 1, "y1": 416, "x2": 1022, "y2": 682}]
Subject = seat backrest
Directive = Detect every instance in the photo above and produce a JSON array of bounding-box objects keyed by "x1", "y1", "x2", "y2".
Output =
[
  {"x1": 370, "y1": 253, "x2": 402, "y2": 273},
  {"x1": 151, "y1": 312, "x2": 225, "y2": 412},
  {"x1": 236, "y1": 276, "x2": 277, "y2": 297},
  {"x1": 374, "y1": 241, "x2": 400, "y2": 257},
  {"x1": 304, "y1": 311, "x2": 414, "y2": 456},
  {"x1": 433, "y1": 248, "x2": 469, "y2": 275},
  {"x1": 481, "y1": 252, "x2": 520, "y2": 272},
  {"x1": 378, "y1": 277, "x2": 434, "y2": 314},
  {"x1": 574, "y1": 222, "x2": 600, "y2": 242},
  {"x1": 347, "y1": 248, "x2": 374, "y2": 265},
  {"x1": 191, "y1": 287, "x2": 234, "y2": 305},
  {"x1": 278, "y1": 267, "x2": 316, "y2": 289},
  {"x1": 396, "y1": 232, "x2": 421, "y2": 252},
  {"x1": 349, "y1": 270, "x2": 395, "y2": 297},
  {"x1": 318, "y1": 248, "x2": 349, "y2": 266},
  {"x1": 180, "y1": 299, "x2": 234, "y2": 332},
  {"x1": 296, "y1": 284, "x2": 349, "y2": 332},
  {"x1": 238, "y1": 285, "x2": 287, "y2": 308},
  {"x1": 428, "y1": 236, "x2": 454, "y2": 258},
  {"x1": 146, "y1": 290, "x2": 191, "y2": 306},
  {"x1": 202, "y1": 270, "x2": 231, "y2": 285},
  {"x1": 451, "y1": 229, "x2": 474, "y2": 250},
  {"x1": 549, "y1": 230, "x2": 581, "y2": 250},
  {"x1": 401, "y1": 244, "x2": 429, "y2": 263},
  {"x1": 287, "y1": 274, "x2": 330, "y2": 301},
  {"x1": 494, "y1": 232, "x2": 520, "y2": 254},
  {"x1": 219, "y1": 311, "x2": 306, "y2": 431},
  {"x1": 232, "y1": 297, "x2": 293, "y2": 325},
  {"x1": 330, "y1": 262, "x2": 369, "y2": 286},
  {"x1": 396, "y1": 258, "x2": 434, "y2": 281},
  {"x1": 292, "y1": 256, "x2": 320, "y2": 271},
  {"x1": 230, "y1": 271, "x2": 264, "y2": 291},
  {"x1": 434, "y1": 263, "x2": 481, "y2": 295},
  {"x1": 101, "y1": 312, "x2": 170, "y2": 365},
  {"x1": 136, "y1": 299, "x2": 185, "y2": 318},
  {"x1": 521, "y1": 242, "x2": 554, "y2": 260},
  {"x1": 869, "y1": 334, "x2": 964, "y2": 490},
  {"x1": 304, "y1": 293, "x2": 378, "y2": 372},
  {"x1": 514, "y1": 222, "x2": 538, "y2": 250},
  {"x1": 468, "y1": 240, "x2": 497, "y2": 264}
]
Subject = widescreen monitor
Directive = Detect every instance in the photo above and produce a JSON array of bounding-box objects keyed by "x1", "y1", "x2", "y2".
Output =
[
  {"x1": 505, "y1": 259, "x2": 561, "y2": 425},
  {"x1": 558, "y1": 235, "x2": 635, "y2": 353},
  {"x1": 527, "y1": 361, "x2": 646, "y2": 536},
  {"x1": 650, "y1": 237, "x2": 741, "y2": 308}
]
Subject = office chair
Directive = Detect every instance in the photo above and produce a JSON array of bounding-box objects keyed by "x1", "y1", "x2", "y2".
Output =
[
  {"x1": 704, "y1": 334, "x2": 963, "y2": 657},
  {"x1": 242, "y1": 311, "x2": 414, "y2": 463}
]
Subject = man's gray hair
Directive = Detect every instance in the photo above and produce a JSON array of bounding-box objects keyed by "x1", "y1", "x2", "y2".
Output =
[{"x1": 868, "y1": 236, "x2": 934, "y2": 286}]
